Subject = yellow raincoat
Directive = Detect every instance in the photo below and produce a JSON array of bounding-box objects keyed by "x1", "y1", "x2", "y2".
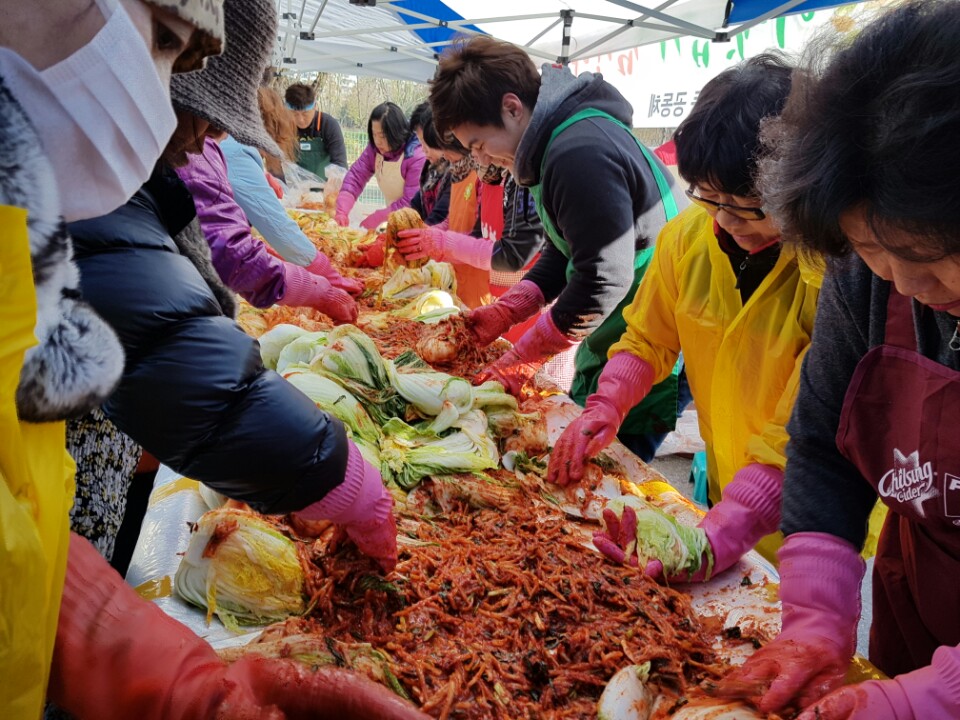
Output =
[
  {"x1": 610, "y1": 206, "x2": 819, "y2": 563},
  {"x1": 1, "y1": 205, "x2": 76, "y2": 718}
]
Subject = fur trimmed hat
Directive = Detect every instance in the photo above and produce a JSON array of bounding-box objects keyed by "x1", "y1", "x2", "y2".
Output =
[
  {"x1": 170, "y1": 0, "x2": 281, "y2": 157},
  {"x1": 146, "y1": 0, "x2": 225, "y2": 72}
]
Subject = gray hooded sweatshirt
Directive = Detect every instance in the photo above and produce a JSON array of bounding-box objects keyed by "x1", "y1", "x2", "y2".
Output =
[{"x1": 514, "y1": 65, "x2": 686, "y2": 338}]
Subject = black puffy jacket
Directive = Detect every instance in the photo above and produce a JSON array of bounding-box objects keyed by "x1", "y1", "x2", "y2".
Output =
[{"x1": 68, "y1": 168, "x2": 349, "y2": 514}]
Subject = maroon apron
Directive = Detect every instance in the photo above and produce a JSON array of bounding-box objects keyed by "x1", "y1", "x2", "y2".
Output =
[{"x1": 836, "y1": 288, "x2": 960, "y2": 676}]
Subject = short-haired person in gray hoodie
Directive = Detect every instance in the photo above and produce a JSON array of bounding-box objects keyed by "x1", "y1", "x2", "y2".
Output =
[{"x1": 430, "y1": 36, "x2": 687, "y2": 462}]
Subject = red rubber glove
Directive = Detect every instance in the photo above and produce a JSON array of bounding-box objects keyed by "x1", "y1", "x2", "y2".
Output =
[
  {"x1": 465, "y1": 279, "x2": 545, "y2": 347},
  {"x1": 475, "y1": 312, "x2": 573, "y2": 395},
  {"x1": 595, "y1": 464, "x2": 783, "y2": 581},
  {"x1": 355, "y1": 235, "x2": 386, "y2": 268},
  {"x1": 48, "y1": 534, "x2": 427, "y2": 720},
  {"x1": 281, "y1": 263, "x2": 358, "y2": 324},
  {"x1": 711, "y1": 533, "x2": 865, "y2": 714},
  {"x1": 798, "y1": 644, "x2": 960, "y2": 719},
  {"x1": 305, "y1": 252, "x2": 364, "y2": 297},
  {"x1": 334, "y1": 193, "x2": 355, "y2": 227},
  {"x1": 265, "y1": 172, "x2": 284, "y2": 199},
  {"x1": 396, "y1": 227, "x2": 493, "y2": 269},
  {"x1": 294, "y1": 442, "x2": 399, "y2": 573},
  {"x1": 547, "y1": 352, "x2": 654, "y2": 486}
]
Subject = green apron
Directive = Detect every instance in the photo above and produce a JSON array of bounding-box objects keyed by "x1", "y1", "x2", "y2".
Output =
[
  {"x1": 297, "y1": 112, "x2": 333, "y2": 182},
  {"x1": 529, "y1": 108, "x2": 681, "y2": 435}
]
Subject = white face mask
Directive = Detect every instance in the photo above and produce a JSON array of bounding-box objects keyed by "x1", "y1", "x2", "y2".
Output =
[{"x1": 0, "y1": 0, "x2": 176, "y2": 222}]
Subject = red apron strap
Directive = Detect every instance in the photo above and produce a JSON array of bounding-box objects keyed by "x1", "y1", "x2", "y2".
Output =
[{"x1": 884, "y1": 286, "x2": 917, "y2": 350}]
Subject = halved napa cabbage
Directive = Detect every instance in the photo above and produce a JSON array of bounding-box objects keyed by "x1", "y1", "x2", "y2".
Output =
[
  {"x1": 275, "y1": 331, "x2": 328, "y2": 374},
  {"x1": 284, "y1": 371, "x2": 381, "y2": 445},
  {"x1": 259, "y1": 324, "x2": 308, "y2": 370},
  {"x1": 378, "y1": 412, "x2": 499, "y2": 490},
  {"x1": 175, "y1": 508, "x2": 306, "y2": 631},
  {"x1": 606, "y1": 496, "x2": 713, "y2": 579}
]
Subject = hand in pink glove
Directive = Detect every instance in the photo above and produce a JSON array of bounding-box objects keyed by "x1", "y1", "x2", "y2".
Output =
[
  {"x1": 294, "y1": 442, "x2": 399, "y2": 573},
  {"x1": 49, "y1": 534, "x2": 427, "y2": 720},
  {"x1": 305, "y1": 252, "x2": 364, "y2": 297},
  {"x1": 334, "y1": 193, "x2": 356, "y2": 227},
  {"x1": 396, "y1": 226, "x2": 448, "y2": 262},
  {"x1": 798, "y1": 644, "x2": 960, "y2": 720},
  {"x1": 475, "y1": 312, "x2": 573, "y2": 395},
  {"x1": 547, "y1": 352, "x2": 654, "y2": 486},
  {"x1": 654, "y1": 463, "x2": 782, "y2": 581},
  {"x1": 396, "y1": 227, "x2": 493, "y2": 269},
  {"x1": 282, "y1": 263, "x2": 359, "y2": 324},
  {"x1": 798, "y1": 683, "x2": 896, "y2": 720},
  {"x1": 466, "y1": 279, "x2": 545, "y2": 347},
  {"x1": 709, "y1": 533, "x2": 865, "y2": 714},
  {"x1": 361, "y1": 209, "x2": 390, "y2": 231},
  {"x1": 330, "y1": 274, "x2": 364, "y2": 296}
]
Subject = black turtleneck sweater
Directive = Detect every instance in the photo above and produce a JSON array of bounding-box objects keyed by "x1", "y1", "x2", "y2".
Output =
[{"x1": 713, "y1": 222, "x2": 782, "y2": 303}]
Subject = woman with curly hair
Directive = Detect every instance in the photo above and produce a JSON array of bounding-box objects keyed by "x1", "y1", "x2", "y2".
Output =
[{"x1": 716, "y1": 3, "x2": 960, "y2": 718}]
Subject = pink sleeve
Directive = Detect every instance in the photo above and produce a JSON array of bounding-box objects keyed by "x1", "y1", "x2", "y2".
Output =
[
  {"x1": 387, "y1": 144, "x2": 427, "y2": 213},
  {"x1": 340, "y1": 144, "x2": 377, "y2": 201}
]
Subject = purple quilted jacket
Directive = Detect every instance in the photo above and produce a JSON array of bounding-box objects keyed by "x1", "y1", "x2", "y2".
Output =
[{"x1": 176, "y1": 138, "x2": 286, "y2": 308}]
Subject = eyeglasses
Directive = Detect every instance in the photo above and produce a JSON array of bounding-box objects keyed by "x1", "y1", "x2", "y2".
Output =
[{"x1": 685, "y1": 188, "x2": 767, "y2": 221}]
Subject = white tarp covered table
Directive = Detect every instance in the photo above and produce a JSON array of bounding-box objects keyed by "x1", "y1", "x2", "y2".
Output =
[{"x1": 126, "y1": 393, "x2": 781, "y2": 660}]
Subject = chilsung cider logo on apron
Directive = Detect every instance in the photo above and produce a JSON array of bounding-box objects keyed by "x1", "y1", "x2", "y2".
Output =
[
  {"x1": 878, "y1": 448, "x2": 960, "y2": 523},
  {"x1": 879, "y1": 448, "x2": 937, "y2": 518}
]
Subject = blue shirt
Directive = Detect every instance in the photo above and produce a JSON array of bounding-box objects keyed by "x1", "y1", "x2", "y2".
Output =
[{"x1": 220, "y1": 136, "x2": 317, "y2": 266}]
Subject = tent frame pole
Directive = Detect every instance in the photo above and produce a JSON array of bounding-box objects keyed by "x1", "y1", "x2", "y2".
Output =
[
  {"x1": 719, "y1": 0, "x2": 808, "y2": 36},
  {"x1": 557, "y1": 10, "x2": 575, "y2": 65}
]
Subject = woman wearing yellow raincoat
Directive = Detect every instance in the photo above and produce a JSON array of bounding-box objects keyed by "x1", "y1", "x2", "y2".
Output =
[
  {"x1": 0, "y1": 2, "x2": 427, "y2": 719},
  {"x1": 549, "y1": 54, "x2": 813, "y2": 577},
  {"x1": 0, "y1": 1, "x2": 222, "y2": 714}
]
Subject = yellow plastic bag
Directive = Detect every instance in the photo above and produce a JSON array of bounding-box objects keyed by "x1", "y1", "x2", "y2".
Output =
[{"x1": 0, "y1": 205, "x2": 76, "y2": 719}]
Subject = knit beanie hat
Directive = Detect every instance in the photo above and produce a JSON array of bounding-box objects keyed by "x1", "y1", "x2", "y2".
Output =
[
  {"x1": 146, "y1": 0, "x2": 224, "y2": 72},
  {"x1": 170, "y1": 0, "x2": 281, "y2": 157}
]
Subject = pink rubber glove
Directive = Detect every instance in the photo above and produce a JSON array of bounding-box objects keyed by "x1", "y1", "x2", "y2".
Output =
[
  {"x1": 547, "y1": 352, "x2": 654, "y2": 486},
  {"x1": 360, "y1": 208, "x2": 389, "y2": 230},
  {"x1": 711, "y1": 532, "x2": 865, "y2": 714},
  {"x1": 48, "y1": 534, "x2": 427, "y2": 720},
  {"x1": 282, "y1": 263, "x2": 359, "y2": 324},
  {"x1": 475, "y1": 312, "x2": 574, "y2": 395},
  {"x1": 396, "y1": 227, "x2": 492, "y2": 269},
  {"x1": 305, "y1": 252, "x2": 364, "y2": 297},
  {"x1": 334, "y1": 193, "x2": 355, "y2": 227},
  {"x1": 466, "y1": 279, "x2": 545, "y2": 347},
  {"x1": 294, "y1": 442, "x2": 398, "y2": 573},
  {"x1": 639, "y1": 464, "x2": 783, "y2": 581},
  {"x1": 798, "y1": 645, "x2": 960, "y2": 719}
]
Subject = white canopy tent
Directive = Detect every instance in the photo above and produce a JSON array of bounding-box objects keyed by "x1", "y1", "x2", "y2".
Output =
[{"x1": 273, "y1": 0, "x2": 837, "y2": 83}]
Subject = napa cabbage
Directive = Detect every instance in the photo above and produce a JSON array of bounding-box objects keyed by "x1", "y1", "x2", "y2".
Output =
[{"x1": 175, "y1": 508, "x2": 306, "y2": 631}]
